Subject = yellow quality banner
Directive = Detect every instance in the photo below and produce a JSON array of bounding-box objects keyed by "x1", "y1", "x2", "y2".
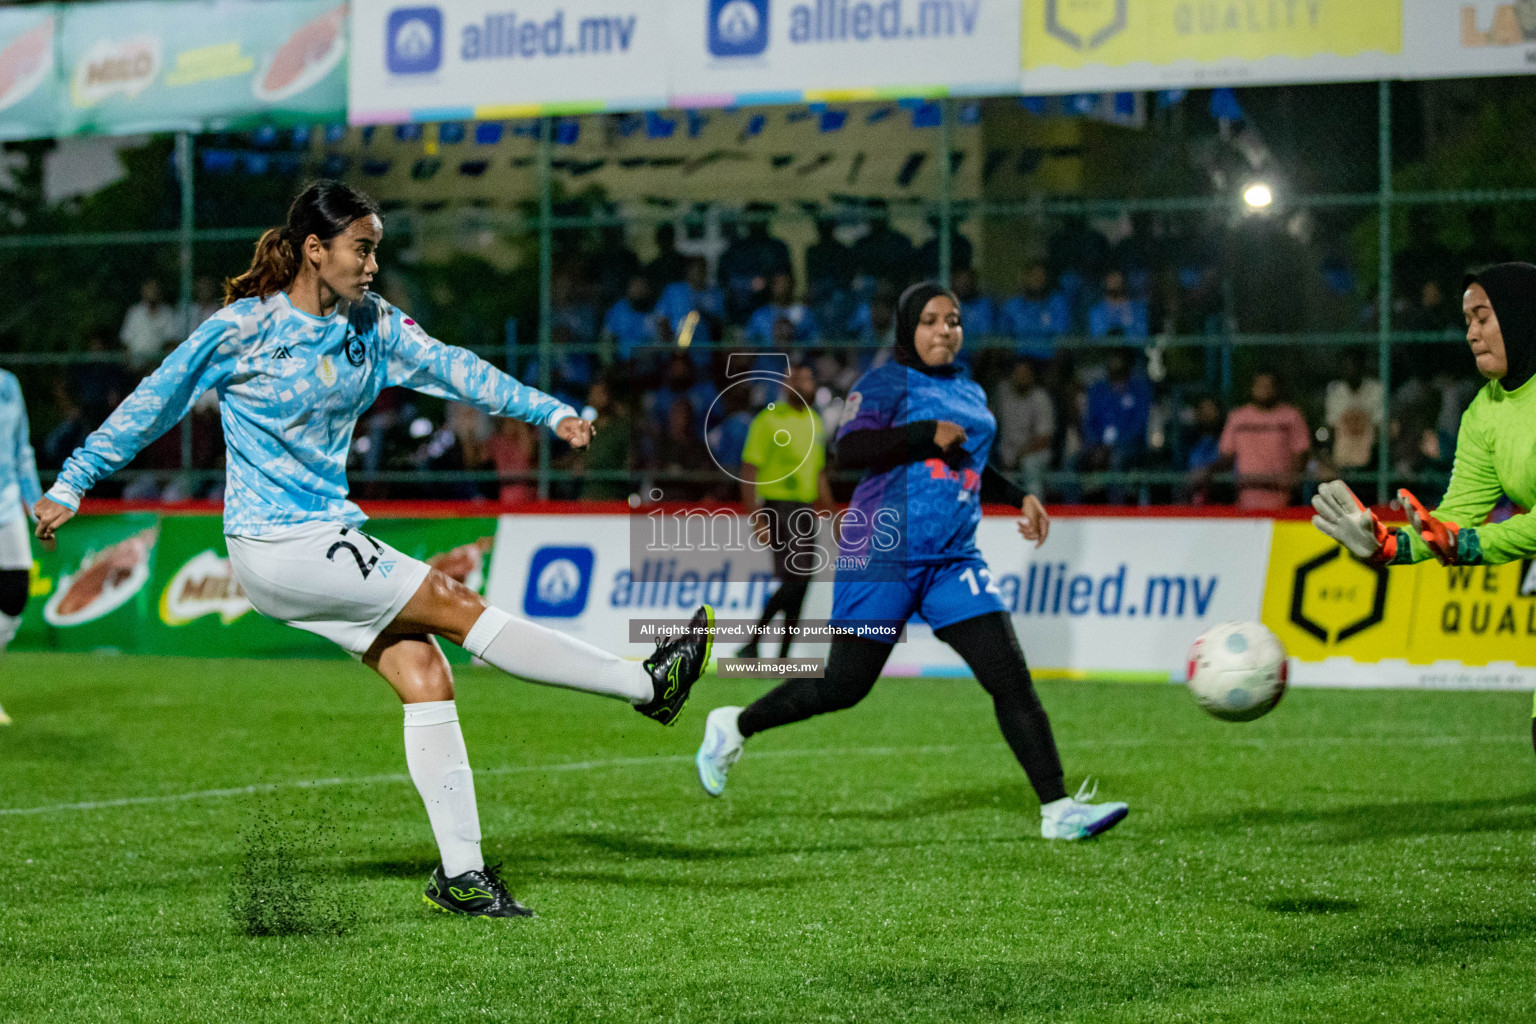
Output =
[
  {"x1": 1262, "y1": 522, "x2": 1536, "y2": 668},
  {"x1": 1023, "y1": 0, "x2": 1403, "y2": 70}
]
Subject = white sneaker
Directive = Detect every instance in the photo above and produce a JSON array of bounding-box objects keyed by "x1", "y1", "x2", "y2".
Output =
[
  {"x1": 696, "y1": 706, "x2": 744, "y2": 797},
  {"x1": 0, "y1": 703, "x2": 9, "y2": 726},
  {"x1": 1040, "y1": 779, "x2": 1128, "y2": 840}
]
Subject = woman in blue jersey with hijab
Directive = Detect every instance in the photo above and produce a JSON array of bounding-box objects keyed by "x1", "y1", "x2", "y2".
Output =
[
  {"x1": 0, "y1": 366, "x2": 47, "y2": 725},
  {"x1": 32, "y1": 181, "x2": 713, "y2": 918},
  {"x1": 696, "y1": 282, "x2": 1127, "y2": 841}
]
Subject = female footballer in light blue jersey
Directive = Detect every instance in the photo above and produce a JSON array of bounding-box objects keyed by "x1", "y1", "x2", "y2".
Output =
[
  {"x1": 32, "y1": 181, "x2": 713, "y2": 918},
  {"x1": 0, "y1": 366, "x2": 47, "y2": 724}
]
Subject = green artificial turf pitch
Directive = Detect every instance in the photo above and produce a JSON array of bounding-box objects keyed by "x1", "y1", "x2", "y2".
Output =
[{"x1": 1, "y1": 653, "x2": 1534, "y2": 1023}]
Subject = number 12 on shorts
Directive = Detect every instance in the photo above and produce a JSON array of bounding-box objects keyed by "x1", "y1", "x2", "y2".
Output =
[{"x1": 960, "y1": 566, "x2": 1001, "y2": 596}]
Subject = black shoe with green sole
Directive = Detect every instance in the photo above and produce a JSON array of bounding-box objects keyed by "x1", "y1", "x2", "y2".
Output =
[
  {"x1": 637, "y1": 604, "x2": 714, "y2": 726},
  {"x1": 423, "y1": 863, "x2": 533, "y2": 918}
]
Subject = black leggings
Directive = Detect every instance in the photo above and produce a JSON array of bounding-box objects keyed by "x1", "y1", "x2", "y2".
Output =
[
  {"x1": 0, "y1": 569, "x2": 26, "y2": 617},
  {"x1": 751, "y1": 577, "x2": 811, "y2": 658},
  {"x1": 737, "y1": 611, "x2": 1068, "y2": 804}
]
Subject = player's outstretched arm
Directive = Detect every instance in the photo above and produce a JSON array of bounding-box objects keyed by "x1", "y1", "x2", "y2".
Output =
[
  {"x1": 1394, "y1": 410, "x2": 1528, "y2": 565},
  {"x1": 46, "y1": 320, "x2": 235, "y2": 517},
  {"x1": 383, "y1": 307, "x2": 586, "y2": 446},
  {"x1": 1311, "y1": 480, "x2": 1401, "y2": 565},
  {"x1": 1016, "y1": 494, "x2": 1050, "y2": 548},
  {"x1": 31, "y1": 496, "x2": 70, "y2": 546},
  {"x1": 978, "y1": 463, "x2": 1048, "y2": 548}
]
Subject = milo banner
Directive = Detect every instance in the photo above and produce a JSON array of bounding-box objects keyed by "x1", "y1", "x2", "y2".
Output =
[
  {"x1": 15, "y1": 513, "x2": 496, "y2": 663},
  {"x1": 59, "y1": 0, "x2": 346, "y2": 135},
  {"x1": 0, "y1": 7, "x2": 60, "y2": 141},
  {"x1": 0, "y1": 0, "x2": 346, "y2": 140}
]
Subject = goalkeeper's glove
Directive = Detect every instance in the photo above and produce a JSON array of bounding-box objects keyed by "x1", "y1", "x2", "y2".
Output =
[
  {"x1": 1311, "y1": 480, "x2": 1398, "y2": 566},
  {"x1": 1398, "y1": 488, "x2": 1480, "y2": 566}
]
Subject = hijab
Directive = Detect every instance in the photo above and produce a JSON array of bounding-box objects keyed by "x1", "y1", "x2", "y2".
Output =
[
  {"x1": 1464, "y1": 262, "x2": 1536, "y2": 392},
  {"x1": 893, "y1": 281, "x2": 963, "y2": 378}
]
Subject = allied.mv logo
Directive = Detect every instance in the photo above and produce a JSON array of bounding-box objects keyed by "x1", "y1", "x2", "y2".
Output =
[
  {"x1": 386, "y1": 6, "x2": 443, "y2": 75},
  {"x1": 709, "y1": 0, "x2": 768, "y2": 57},
  {"x1": 524, "y1": 546, "x2": 595, "y2": 618}
]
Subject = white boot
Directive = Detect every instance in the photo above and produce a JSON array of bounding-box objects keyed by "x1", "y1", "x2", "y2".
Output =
[
  {"x1": 1040, "y1": 779, "x2": 1128, "y2": 840},
  {"x1": 695, "y1": 707, "x2": 744, "y2": 797}
]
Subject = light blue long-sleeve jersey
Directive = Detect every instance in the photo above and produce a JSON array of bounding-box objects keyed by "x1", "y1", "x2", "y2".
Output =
[
  {"x1": 49, "y1": 291, "x2": 577, "y2": 536},
  {"x1": 0, "y1": 369, "x2": 43, "y2": 525}
]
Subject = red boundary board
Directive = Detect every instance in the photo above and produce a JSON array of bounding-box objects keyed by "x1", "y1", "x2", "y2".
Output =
[{"x1": 73, "y1": 499, "x2": 1327, "y2": 521}]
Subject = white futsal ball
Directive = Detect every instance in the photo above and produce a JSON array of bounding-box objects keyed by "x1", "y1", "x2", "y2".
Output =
[{"x1": 1186, "y1": 621, "x2": 1289, "y2": 722}]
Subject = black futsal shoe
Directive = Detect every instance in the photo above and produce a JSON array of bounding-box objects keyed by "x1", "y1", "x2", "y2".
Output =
[
  {"x1": 423, "y1": 863, "x2": 533, "y2": 918},
  {"x1": 637, "y1": 604, "x2": 715, "y2": 726}
]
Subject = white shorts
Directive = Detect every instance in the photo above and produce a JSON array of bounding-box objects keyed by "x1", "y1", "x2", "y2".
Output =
[
  {"x1": 0, "y1": 509, "x2": 30, "y2": 571},
  {"x1": 227, "y1": 521, "x2": 432, "y2": 656}
]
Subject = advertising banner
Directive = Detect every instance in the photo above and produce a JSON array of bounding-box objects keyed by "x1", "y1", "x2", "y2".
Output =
[
  {"x1": 1405, "y1": 0, "x2": 1536, "y2": 80},
  {"x1": 348, "y1": 0, "x2": 671, "y2": 124},
  {"x1": 482, "y1": 512, "x2": 1269, "y2": 680},
  {"x1": 1019, "y1": 0, "x2": 1404, "y2": 94},
  {"x1": 58, "y1": 0, "x2": 346, "y2": 136},
  {"x1": 0, "y1": 8, "x2": 60, "y2": 142},
  {"x1": 16, "y1": 511, "x2": 1536, "y2": 692},
  {"x1": 1261, "y1": 521, "x2": 1536, "y2": 689},
  {"x1": 665, "y1": 0, "x2": 1022, "y2": 107},
  {"x1": 15, "y1": 514, "x2": 497, "y2": 662}
]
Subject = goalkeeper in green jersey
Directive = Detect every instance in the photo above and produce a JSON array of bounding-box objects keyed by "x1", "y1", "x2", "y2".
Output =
[{"x1": 1311, "y1": 261, "x2": 1536, "y2": 745}]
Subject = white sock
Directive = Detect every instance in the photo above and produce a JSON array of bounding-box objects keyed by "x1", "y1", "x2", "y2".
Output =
[
  {"x1": 0, "y1": 612, "x2": 17, "y2": 653},
  {"x1": 462, "y1": 607, "x2": 653, "y2": 705},
  {"x1": 403, "y1": 701, "x2": 484, "y2": 878}
]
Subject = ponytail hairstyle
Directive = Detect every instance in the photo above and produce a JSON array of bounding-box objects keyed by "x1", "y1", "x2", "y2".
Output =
[{"x1": 224, "y1": 180, "x2": 381, "y2": 304}]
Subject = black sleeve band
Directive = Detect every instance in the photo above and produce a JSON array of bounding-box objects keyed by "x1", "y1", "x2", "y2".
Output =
[
  {"x1": 835, "y1": 420, "x2": 942, "y2": 473},
  {"x1": 979, "y1": 464, "x2": 1027, "y2": 507}
]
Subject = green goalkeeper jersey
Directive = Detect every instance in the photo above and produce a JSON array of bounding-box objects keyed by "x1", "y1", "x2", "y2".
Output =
[{"x1": 1398, "y1": 377, "x2": 1536, "y2": 566}]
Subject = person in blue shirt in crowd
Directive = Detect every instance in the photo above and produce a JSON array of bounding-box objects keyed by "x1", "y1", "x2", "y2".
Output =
[
  {"x1": 1087, "y1": 270, "x2": 1150, "y2": 340},
  {"x1": 1182, "y1": 396, "x2": 1226, "y2": 504},
  {"x1": 694, "y1": 281, "x2": 1128, "y2": 841},
  {"x1": 1074, "y1": 347, "x2": 1154, "y2": 504},
  {"x1": 847, "y1": 282, "x2": 900, "y2": 374},
  {"x1": 705, "y1": 382, "x2": 755, "y2": 483},
  {"x1": 915, "y1": 214, "x2": 974, "y2": 280},
  {"x1": 31, "y1": 181, "x2": 713, "y2": 920},
  {"x1": 851, "y1": 199, "x2": 916, "y2": 293},
  {"x1": 0, "y1": 368, "x2": 47, "y2": 725},
  {"x1": 719, "y1": 205, "x2": 793, "y2": 322},
  {"x1": 648, "y1": 353, "x2": 718, "y2": 429},
  {"x1": 1001, "y1": 263, "x2": 1071, "y2": 360},
  {"x1": 644, "y1": 222, "x2": 692, "y2": 292},
  {"x1": 601, "y1": 273, "x2": 664, "y2": 362},
  {"x1": 745, "y1": 271, "x2": 820, "y2": 346},
  {"x1": 951, "y1": 267, "x2": 997, "y2": 340},
  {"x1": 805, "y1": 216, "x2": 856, "y2": 328},
  {"x1": 656, "y1": 257, "x2": 726, "y2": 366}
]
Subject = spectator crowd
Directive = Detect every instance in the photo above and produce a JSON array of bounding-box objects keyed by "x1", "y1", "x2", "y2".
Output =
[{"x1": 26, "y1": 204, "x2": 1480, "y2": 510}]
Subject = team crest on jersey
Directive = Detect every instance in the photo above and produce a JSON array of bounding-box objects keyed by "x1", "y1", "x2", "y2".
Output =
[
  {"x1": 345, "y1": 331, "x2": 367, "y2": 367},
  {"x1": 317, "y1": 355, "x2": 338, "y2": 387}
]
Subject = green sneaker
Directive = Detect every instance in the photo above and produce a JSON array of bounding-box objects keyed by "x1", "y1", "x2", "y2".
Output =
[
  {"x1": 423, "y1": 863, "x2": 533, "y2": 918},
  {"x1": 637, "y1": 604, "x2": 714, "y2": 726}
]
